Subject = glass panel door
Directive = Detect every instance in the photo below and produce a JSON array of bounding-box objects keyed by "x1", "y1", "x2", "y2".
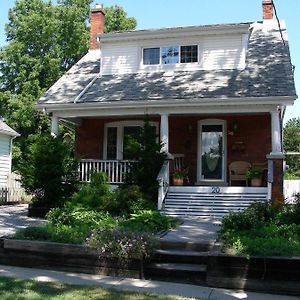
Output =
[{"x1": 200, "y1": 124, "x2": 224, "y2": 181}]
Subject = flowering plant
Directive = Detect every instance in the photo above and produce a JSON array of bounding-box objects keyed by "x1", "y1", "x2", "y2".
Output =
[{"x1": 85, "y1": 229, "x2": 156, "y2": 260}]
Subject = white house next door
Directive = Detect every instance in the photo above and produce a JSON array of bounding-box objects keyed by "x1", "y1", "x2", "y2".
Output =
[{"x1": 197, "y1": 120, "x2": 226, "y2": 184}]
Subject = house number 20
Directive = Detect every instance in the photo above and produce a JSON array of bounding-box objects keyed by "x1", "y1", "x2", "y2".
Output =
[{"x1": 211, "y1": 186, "x2": 220, "y2": 193}]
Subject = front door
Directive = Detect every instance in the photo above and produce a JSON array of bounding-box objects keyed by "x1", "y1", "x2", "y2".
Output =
[{"x1": 198, "y1": 120, "x2": 226, "y2": 184}]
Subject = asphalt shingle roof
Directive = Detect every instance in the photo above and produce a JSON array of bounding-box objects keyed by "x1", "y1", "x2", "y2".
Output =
[{"x1": 38, "y1": 21, "x2": 297, "y2": 106}]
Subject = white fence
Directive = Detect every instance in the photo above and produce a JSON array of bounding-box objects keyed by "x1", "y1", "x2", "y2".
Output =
[
  {"x1": 0, "y1": 173, "x2": 30, "y2": 203},
  {"x1": 284, "y1": 180, "x2": 300, "y2": 203}
]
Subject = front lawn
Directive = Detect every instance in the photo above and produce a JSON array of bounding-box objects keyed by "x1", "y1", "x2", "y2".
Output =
[
  {"x1": 0, "y1": 277, "x2": 200, "y2": 300},
  {"x1": 220, "y1": 195, "x2": 300, "y2": 256}
]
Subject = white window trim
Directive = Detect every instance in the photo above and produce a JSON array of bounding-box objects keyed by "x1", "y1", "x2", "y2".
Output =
[
  {"x1": 141, "y1": 44, "x2": 199, "y2": 67},
  {"x1": 197, "y1": 119, "x2": 227, "y2": 184},
  {"x1": 103, "y1": 120, "x2": 158, "y2": 160}
]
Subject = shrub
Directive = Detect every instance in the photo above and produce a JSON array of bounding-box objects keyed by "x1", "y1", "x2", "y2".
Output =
[
  {"x1": 46, "y1": 204, "x2": 118, "y2": 229},
  {"x1": 18, "y1": 133, "x2": 78, "y2": 208},
  {"x1": 114, "y1": 185, "x2": 155, "y2": 214},
  {"x1": 121, "y1": 210, "x2": 177, "y2": 233},
  {"x1": 71, "y1": 172, "x2": 117, "y2": 212},
  {"x1": 86, "y1": 229, "x2": 156, "y2": 260}
]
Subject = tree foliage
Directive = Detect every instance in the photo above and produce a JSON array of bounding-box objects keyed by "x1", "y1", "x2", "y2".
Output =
[
  {"x1": 0, "y1": 0, "x2": 137, "y2": 168},
  {"x1": 19, "y1": 133, "x2": 79, "y2": 208},
  {"x1": 104, "y1": 5, "x2": 137, "y2": 33},
  {"x1": 283, "y1": 118, "x2": 300, "y2": 177},
  {"x1": 125, "y1": 117, "x2": 166, "y2": 202}
]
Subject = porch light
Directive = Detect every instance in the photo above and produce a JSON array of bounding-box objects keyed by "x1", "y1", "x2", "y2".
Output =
[{"x1": 233, "y1": 121, "x2": 238, "y2": 133}]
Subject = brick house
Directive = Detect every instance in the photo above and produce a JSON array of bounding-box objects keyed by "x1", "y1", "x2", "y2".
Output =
[{"x1": 37, "y1": 1, "x2": 297, "y2": 217}]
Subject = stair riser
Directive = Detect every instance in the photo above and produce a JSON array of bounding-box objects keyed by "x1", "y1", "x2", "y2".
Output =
[
  {"x1": 145, "y1": 268, "x2": 206, "y2": 284},
  {"x1": 159, "y1": 240, "x2": 213, "y2": 252},
  {"x1": 152, "y1": 253, "x2": 208, "y2": 264}
]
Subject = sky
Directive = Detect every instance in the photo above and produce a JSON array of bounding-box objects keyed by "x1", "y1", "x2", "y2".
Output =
[{"x1": 0, "y1": 0, "x2": 299, "y2": 123}]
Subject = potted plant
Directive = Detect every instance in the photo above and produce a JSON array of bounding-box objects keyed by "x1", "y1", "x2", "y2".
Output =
[
  {"x1": 246, "y1": 167, "x2": 263, "y2": 187},
  {"x1": 172, "y1": 169, "x2": 186, "y2": 186}
]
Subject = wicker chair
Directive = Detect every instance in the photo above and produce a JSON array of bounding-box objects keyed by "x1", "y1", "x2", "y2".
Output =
[{"x1": 229, "y1": 161, "x2": 251, "y2": 186}]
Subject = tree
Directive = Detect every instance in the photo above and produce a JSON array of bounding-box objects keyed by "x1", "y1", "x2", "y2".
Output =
[
  {"x1": 125, "y1": 117, "x2": 167, "y2": 202},
  {"x1": 19, "y1": 133, "x2": 79, "y2": 209},
  {"x1": 283, "y1": 118, "x2": 300, "y2": 177},
  {"x1": 0, "y1": 0, "x2": 137, "y2": 168},
  {"x1": 104, "y1": 5, "x2": 137, "y2": 33}
]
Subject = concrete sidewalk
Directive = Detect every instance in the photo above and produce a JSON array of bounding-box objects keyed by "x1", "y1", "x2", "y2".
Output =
[{"x1": 0, "y1": 264, "x2": 298, "y2": 300}]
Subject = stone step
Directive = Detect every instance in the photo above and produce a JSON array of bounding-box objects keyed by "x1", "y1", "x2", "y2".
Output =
[
  {"x1": 159, "y1": 239, "x2": 215, "y2": 252},
  {"x1": 153, "y1": 249, "x2": 209, "y2": 264},
  {"x1": 145, "y1": 262, "x2": 207, "y2": 284}
]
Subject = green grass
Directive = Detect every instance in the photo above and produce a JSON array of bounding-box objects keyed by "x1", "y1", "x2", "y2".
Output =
[{"x1": 0, "y1": 277, "x2": 200, "y2": 300}]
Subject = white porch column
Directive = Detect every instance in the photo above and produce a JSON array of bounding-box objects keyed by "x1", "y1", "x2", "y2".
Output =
[
  {"x1": 270, "y1": 110, "x2": 282, "y2": 155},
  {"x1": 160, "y1": 114, "x2": 169, "y2": 153},
  {"x1": 51, "y1": 116, "x2": 58, "y2": 137}
]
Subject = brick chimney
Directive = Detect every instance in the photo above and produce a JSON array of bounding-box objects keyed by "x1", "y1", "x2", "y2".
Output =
[
  {"x1": 262, "y1": 0, "x2": 274, "y2": 20},
  {"x1": 90, "y1": 4, "x2": 105, "y2": 50}
]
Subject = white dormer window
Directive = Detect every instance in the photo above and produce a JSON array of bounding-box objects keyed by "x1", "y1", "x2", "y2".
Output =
[
  {"x1": 142, "y1": 45, "x2": 198, "y2": 66},
  {"x1": 143, "y1": 47, "x2": 160, "y2": 65},
  {"x1": 161, "y1": 46, "x2": 179, "y2": 64},
  {"x1": 180, "y1": 45, "x2": 198, "y2": 63}
]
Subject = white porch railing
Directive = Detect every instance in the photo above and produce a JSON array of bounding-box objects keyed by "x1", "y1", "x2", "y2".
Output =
[
  {"x1": 79, "y1": 159, "x2": 133, "y2": 184},
  {"x1": 157, "y1": 160, "x2": 170, "y2": 210}
]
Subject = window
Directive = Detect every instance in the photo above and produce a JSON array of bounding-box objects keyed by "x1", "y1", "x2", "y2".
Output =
[
  {"x1": 143, "y1": 45, "x2": 198, "y2": 66},
  {"x1": 104, "y1": 121, "x2": 158, "y2": 160},
  {"x1": 180, "y1": 45, "x2": 198, "y2": 63},
  {"x1": 161, "y1": 46, "x2": 179, "y2": 64},
  {"x1": 106, "y1": 127, "x2": 117, "y2": 159},
  {"x1": 143, "y1": 48, "x2": 160, "y2": 65}
]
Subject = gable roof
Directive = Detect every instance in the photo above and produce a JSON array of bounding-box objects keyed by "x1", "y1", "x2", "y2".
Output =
[
  {"x1": 37, "y1": 21, "x2": 297, "y2": 108},
  {"x1": 0, "y1": 120, "x2": 20, "y2": 137}
]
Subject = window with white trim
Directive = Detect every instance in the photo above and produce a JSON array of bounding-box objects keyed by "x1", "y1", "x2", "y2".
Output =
[
  {"x1": 142, "y1": 45, "x2": 198, "y2": 66},
  {"x1": 104, "y1": 121, "x2": 158, "y2": 160},
  {"x1": 161, "y1": 46, "x2": 179, "y2": 64},
  {"x1": 143, "y1": 47, "x2": 160, "y2": 65},
  {"x1": 180, "y1": 45, "x2": 198, "y2": 63}
]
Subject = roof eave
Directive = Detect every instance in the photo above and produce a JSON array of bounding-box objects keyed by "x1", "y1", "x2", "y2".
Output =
[
  {"x1": 36, "y1": 95, "x2": 297, "y2": 112},
  {"x1": 99, "y1": 23, "x2": 251, "y2": 43}
]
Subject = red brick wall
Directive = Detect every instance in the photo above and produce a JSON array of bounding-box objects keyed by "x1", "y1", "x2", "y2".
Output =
[
  {"x1": 168, "y1": 114, "x2": 271, "y2": 184},
  {"x1": 75, "y1": 117, "x2": 160, "y2": 159},
  {"x1": 76, "y1": 114, "x2": 272, "y2": 184}
]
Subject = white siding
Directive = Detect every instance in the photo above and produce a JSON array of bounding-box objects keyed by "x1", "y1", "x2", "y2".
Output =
[
  {"x1": 0, "y1": 134, "x2": 12, "y2": 187},
  {"x1": 101, "y1": 33, "x2": 247, "y2": 75},
  {"x1": 101, "y1": 42, "x2": 138, "y2": 75},
  {"x1": 202, "y1": 35, "x2": 245, "y2": 70}
]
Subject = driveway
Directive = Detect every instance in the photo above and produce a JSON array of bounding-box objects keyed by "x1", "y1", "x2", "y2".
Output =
[{"x1": 0, "y1": 204, "x2": 46, "y2": 237}]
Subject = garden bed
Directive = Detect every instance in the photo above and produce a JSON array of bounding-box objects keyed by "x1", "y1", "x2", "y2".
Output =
[{"x1": 0, "y1": 239, "x2": 143, "y2": 279}]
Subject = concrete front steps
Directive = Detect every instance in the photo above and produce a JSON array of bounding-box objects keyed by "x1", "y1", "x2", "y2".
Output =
[
  {"x1": 161, "y1": 186, "x2": 268, "y2": 218},
  {"x1": 145, "y1": 239, "x2": 217, "y2": 285}
]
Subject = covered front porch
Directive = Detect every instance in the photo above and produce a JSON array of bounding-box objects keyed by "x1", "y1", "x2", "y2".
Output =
[{"x1": 59, "y1": 107, "x2": 284, "y2": 213}]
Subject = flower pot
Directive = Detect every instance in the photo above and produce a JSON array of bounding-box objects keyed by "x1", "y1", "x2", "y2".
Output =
[
  {"x1": 173, "y1": 177, "x2": 184, "y2": 186},
  {"x1": 251, "y1": 178, "x2": 262, "y2": 187}
]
